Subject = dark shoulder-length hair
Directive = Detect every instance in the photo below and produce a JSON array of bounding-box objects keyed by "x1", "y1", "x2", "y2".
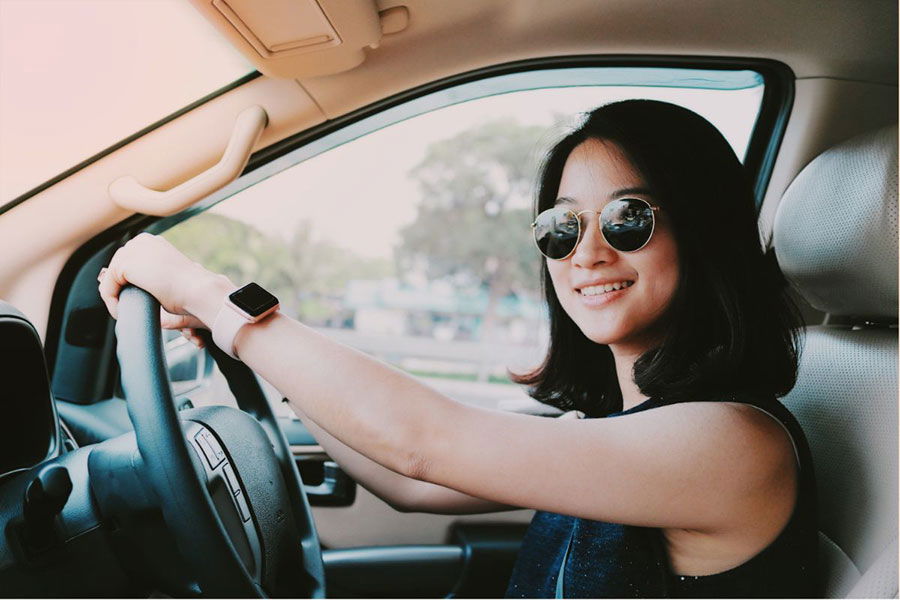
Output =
[{"x1": 512, "y1": 100, "x2": 803, "y2": 417}]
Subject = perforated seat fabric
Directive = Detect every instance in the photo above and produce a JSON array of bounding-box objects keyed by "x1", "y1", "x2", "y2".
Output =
[
  {"x1": 774, "y1": 126, "x2": 898, "y2": 319},
  {"x1": 781, "y1": 329, "x2": 898, "y2": 597},
  {"x1": 847, "y1": 538, "x2": 899, "y2": 599},
  {"x1": 774, "y1": 124, "x2": 899, "y2": 599}
]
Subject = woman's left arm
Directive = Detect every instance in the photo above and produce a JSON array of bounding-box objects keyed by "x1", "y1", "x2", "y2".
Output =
[
  {"x1": 224, "y1": 314, "x2": 794, "y2": 532},
  {"x1": 99, "y1": 234, "x2": 796, "y2": 533}
]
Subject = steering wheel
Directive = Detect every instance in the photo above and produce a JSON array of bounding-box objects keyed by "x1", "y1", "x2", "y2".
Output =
[{"x1": 114, "y1": 285, "x2": 325, "y2": 597}]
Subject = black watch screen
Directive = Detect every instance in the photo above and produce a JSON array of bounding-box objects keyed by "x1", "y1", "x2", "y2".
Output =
[{"x1": 230, "y1": 283, "x2": 279, "y2": 317}]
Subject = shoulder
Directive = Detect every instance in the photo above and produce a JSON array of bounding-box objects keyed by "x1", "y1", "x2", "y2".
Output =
[
  {"x1": 710, "y1": 399, "x2": 800, "y2": 535},
  {"x1": 595, "y1": 398, "x2": 797, "y2": 488},
  {"x1": 652, "y1": 398, "x2": 797, "y2": 469},
  {"x1": 627, "y1": 398, "x2": 798, "y2": 498},
  {"x1": 592, "y1": 397, "x2": 797, "y2": 530},
  {"x1": 721, "y1": 399, "x2": 799, "y2": 478},
  {"x1": 715, "y1": 396, "x2": 797, "y2": 459},
  {"x1": 651, "y1": 398, "x2": 798, "y2": 531}
]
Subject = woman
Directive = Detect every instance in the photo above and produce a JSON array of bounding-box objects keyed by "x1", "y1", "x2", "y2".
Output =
[{"x1": 98, "y1": 100, "x2": 818, "y2": 597}]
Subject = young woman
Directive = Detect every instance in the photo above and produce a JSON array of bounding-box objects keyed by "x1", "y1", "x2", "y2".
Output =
[{"x1": 97, "y1": 100, "x2": 818, "y2": 597}]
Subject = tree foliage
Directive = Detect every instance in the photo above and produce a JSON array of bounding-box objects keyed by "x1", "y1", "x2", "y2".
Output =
[
  {"x1": 398, "y1": 118, "x2": 545, "y2": 297},
  {"x1": 162, "y1": 213, "x2": 392, "y2": 322},
  {"x1": 162, "y1": 212, "x2": 292, "y2": 293}
]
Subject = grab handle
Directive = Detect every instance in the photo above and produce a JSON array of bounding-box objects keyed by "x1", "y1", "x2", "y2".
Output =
[{"x1": 109, "y1": 105, "x2": 268, "y2": 216}]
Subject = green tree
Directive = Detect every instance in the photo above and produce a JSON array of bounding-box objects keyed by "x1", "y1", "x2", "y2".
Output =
[
  {"x1": 398, "y1": 119, "x2": 546, "y2": 343},
  {"x1": 283, "y1": 222, "x2": 394, "y2": 322},
  {"x1": 162, "y1": 212, "x2": 294, "y2": 301}
]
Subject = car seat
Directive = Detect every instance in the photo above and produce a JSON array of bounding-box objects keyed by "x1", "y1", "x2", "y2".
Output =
[{"x1": 773, "y1": 124, "x2": 899, "y2": 598}]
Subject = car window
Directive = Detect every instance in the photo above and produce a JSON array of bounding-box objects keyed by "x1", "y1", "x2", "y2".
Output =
[{"x1": 155, "y1": 66, "x2": 765, "y2": 417}]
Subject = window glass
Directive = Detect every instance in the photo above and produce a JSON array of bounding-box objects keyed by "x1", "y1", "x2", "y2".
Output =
[
  {"x1": 0, "y1": 0, "x2": 253, "y2": 204},
  {"x1": 158, "y1": 67, "x2": 764, "y2": 416}
]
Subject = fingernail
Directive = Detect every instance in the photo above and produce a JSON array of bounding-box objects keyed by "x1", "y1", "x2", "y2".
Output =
[{"x1": 97, "y1": 267, "x2": 108, "y2": 282}]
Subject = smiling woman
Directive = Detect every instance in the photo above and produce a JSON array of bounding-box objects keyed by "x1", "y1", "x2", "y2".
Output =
[
  {"x1": 518, "y1": 100, "x2": 803, "y2": 418},
  {"x1": 503, "y1": 100, "x2": 812, "y2": 597},
  {"x1": 0, "y1": 0, "x2": 897, "y2": 597},
  {"x1": 95, "y1": 99, "x2": 816, "y2": 598},
  {"x1": 0, "y1": 1, "x2": 895, "y2": 598}
]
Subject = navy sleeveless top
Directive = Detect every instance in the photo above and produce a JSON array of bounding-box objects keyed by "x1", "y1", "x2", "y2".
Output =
[{"x1": 505, "y1": 392, "x2": 819, "y2": 598}]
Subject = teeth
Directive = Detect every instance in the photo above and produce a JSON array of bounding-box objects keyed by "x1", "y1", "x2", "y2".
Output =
[{"x1": 579, "y1": 281, "x2": 634, "y2": 296}]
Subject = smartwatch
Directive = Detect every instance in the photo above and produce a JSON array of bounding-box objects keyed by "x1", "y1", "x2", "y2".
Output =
[{"x1": 212, "y1": 283, "x2": 280, "y2": 359}]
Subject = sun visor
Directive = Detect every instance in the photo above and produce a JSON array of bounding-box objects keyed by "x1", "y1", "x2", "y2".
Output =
[{"x1": 189, "y1": 0, "x2": 385, "y2": 78}]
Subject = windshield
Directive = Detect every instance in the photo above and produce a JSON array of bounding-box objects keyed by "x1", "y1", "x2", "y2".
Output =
[{"x1": 0, "y1": 0, "x2": 254, "y2": 205}]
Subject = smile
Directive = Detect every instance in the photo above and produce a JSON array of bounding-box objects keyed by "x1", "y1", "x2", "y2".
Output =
[{"x1": 578, "y1": 280, "x2": 634, "y2": 296}]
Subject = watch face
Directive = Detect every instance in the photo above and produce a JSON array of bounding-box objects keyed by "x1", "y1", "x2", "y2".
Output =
[{"x1": 230, "y1": 283, "x2": 278, "y2": 317}]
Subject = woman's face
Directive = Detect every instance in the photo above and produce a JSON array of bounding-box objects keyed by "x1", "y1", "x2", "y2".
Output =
[{"x1": 546, "y1": 139, "x2": 680, "y2": 354}]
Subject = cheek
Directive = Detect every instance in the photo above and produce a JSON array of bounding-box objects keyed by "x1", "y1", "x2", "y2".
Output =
[
  {"x1": 647, "y1": 265, "x2": 679, "y2": 314},
  {"x1": 637, "y1": 240, "x2": 680, "y2": 315},
  {"x1": 545, "y1": 261, "x2": 570, "y2": 303}
]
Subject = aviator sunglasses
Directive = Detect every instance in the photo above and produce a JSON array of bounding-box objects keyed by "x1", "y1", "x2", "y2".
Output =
[{"x1": 532, "y1": 197, "x2": 660, "y2": 260}]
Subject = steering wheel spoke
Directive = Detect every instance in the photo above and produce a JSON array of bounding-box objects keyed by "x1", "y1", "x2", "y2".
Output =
[{"x1": 183, "y1": 421, "x2": 264, "y2": 582}]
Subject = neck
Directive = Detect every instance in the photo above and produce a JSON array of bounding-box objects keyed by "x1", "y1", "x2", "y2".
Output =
[{"x1": 609, "y1": 343, "x2": 651, "y2": 411}]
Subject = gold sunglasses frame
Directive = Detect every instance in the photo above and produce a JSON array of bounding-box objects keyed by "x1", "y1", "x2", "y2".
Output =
[{"x1": 531, "y1": 198, "x2": 660, "y2": 260}]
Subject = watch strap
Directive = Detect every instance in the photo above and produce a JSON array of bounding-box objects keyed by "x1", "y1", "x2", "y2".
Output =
[{"x1": 212, "y1": 301, "x2": 248, "y2": 360}]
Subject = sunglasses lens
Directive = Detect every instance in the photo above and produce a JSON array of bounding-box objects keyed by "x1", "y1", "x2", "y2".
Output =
[
  {"x1": 601, "y1": 198, "x2": 655, "y2": 252},
  {"x1": 534, "y1": 207, "x2": 580, "y2": 259}
]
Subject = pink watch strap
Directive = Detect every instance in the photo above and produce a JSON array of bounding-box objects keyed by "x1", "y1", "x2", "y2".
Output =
[{"x1": 212, "y1": 302, "x2": 248, "y2": 360}]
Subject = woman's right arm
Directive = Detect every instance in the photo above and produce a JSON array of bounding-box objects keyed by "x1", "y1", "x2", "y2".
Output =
[{"x1": 291, "y1": 404, "x2": 518, "y2": 515}]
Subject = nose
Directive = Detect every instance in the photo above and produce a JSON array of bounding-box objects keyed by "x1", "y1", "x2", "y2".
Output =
[{"x1": 570, "y1": 211, "x2": 617, "y2": 268}]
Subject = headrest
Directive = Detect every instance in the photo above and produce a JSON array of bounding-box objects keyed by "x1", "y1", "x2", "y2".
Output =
[{"x1": 773, "y1": 125, "x2": 898, "y2": 320}]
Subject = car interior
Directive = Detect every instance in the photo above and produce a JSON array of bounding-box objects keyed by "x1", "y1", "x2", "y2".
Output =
[{"x1": 0, "y1": 0, "x2": 897, "y2": 597}]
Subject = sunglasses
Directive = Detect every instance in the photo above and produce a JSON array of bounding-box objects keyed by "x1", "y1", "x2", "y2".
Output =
[
  {"x1": 531, "y1": 198, "x2": 660, "y2": 260},
  {"x1": 531, "y1": 198, "x2": 659, "y2": 260}
]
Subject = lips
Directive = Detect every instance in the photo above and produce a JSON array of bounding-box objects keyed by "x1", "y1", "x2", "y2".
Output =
[{"x1": 576, "y1": 280, "x2": 635, "y2": 296}]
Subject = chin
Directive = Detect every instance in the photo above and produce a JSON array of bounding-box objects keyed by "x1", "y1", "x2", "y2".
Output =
[
  {"x1": 558, "y1": 300, "x2": 626, "y2": 345},
  {"x1": 566, "y1": 313, "x2": 628, "y2": 345},
  {"x1": 579, "y1": 326, "x2": 631, "y2": 347},
  {"x1": 569, "y1": 308, "x2": 663, "y2": 350}
]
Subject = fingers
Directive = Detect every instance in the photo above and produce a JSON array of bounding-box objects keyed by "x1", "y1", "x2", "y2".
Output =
[
  {"x1": 97, "y1": 233, "x2": 223, "y2": 327},
  {"x1": 97, "y1": 248, "x2": 129, "y2": 320},
  {"x1": 162, "y1": 308, "x2": 206, "y2": 348},
  {"x1": 97, "y1": 234, "x2": 181, "y2": 320},
  {"x1": 160, "y1": 307, "x2": 204, "y2": 330},
  {"x1": 559, "y1": 410, "x2": 585, "y2": 420},
  {"x1": 181, "y1": 328, "x2": 206, "y2": 349}
]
